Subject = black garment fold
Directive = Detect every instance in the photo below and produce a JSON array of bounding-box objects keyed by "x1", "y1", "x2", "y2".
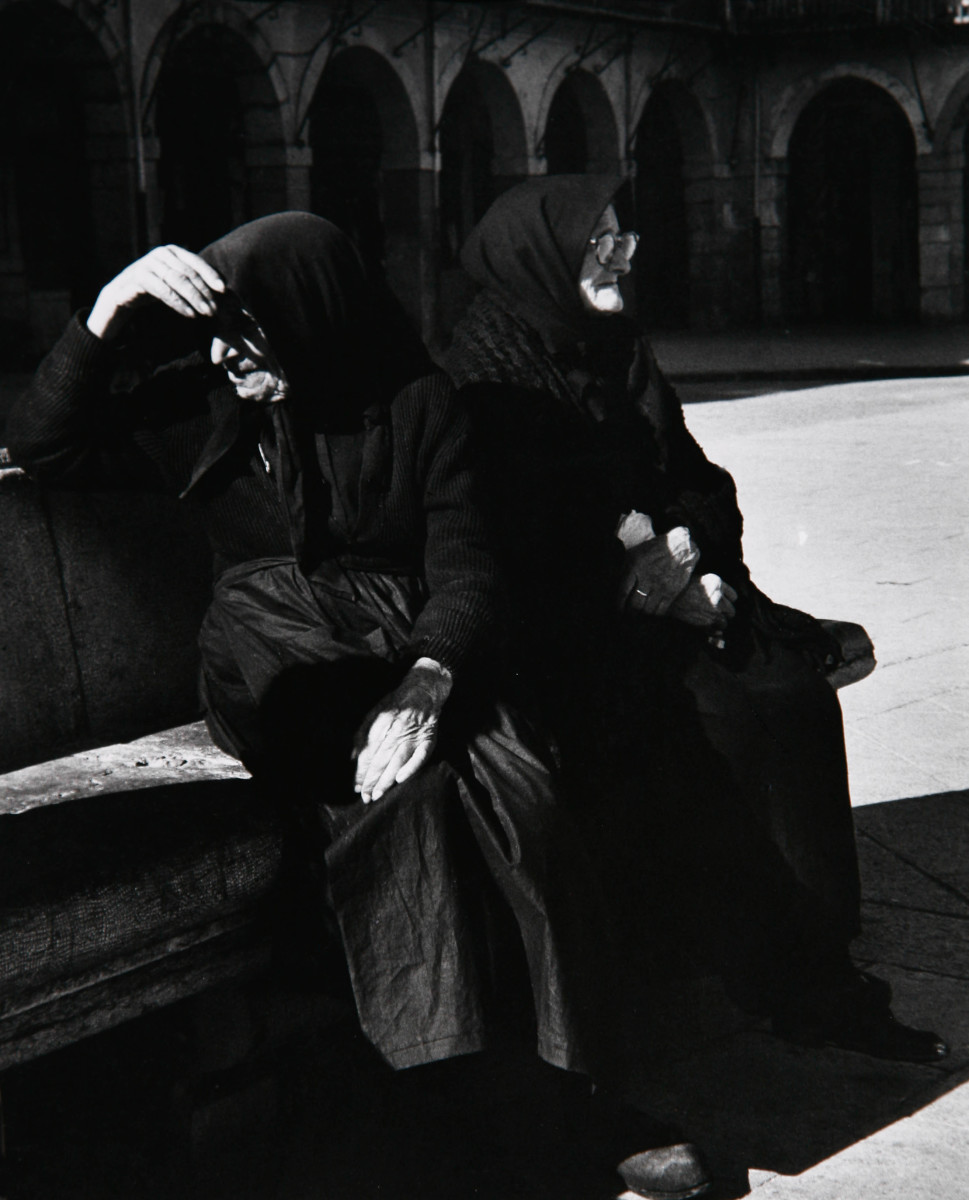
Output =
[{"x1": 199, "y1": 557, "x2": 611, "y2": 1074}]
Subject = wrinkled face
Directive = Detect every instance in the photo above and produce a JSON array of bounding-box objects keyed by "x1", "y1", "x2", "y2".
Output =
[
  {"x1": 209, "y1": 301, "x2": 288, "y2": 403},
  {"x1": 578, "y1": 204, "x2": 632, "y2": 315}
]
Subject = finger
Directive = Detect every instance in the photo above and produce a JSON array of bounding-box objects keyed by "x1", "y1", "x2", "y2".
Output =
[
  {"x1": 137, "y1": 272, "x2": 199, "y2": 317},
  {"x1": 359, "y1": 713, "x2": 409, "y2": 798},
  {"x1": 627, "y1": 582, "x2": 651, "y2": 614},
  {"x1": 722, "y1": 582, "x2": 739, "y2": 602},
  {"x1": 368, "y1": 742, "x2": 414, "y2": 803},
  {"x1": 166, "y1": 245, "x2": 227, "y2": 293},
  {"x1": 394, "y1": 735, "x2": 435, "y2": 787},
  {"x1": 147, "y1": 249, "x2": 220, "y2": 317},
  {"x1": 353, "y1": 710, "x2": 397, "y2": 789},
  {"x1": 718, "y1": 596, "x2": 736, "y2": 619}
]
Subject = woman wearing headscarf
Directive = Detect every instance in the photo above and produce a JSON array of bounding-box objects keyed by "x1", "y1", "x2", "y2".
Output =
[
  {"x1": 444, "y1": 175, "x2": 947, "y2": 1064},
  {"x1": 8, "y1": 213, "x2": 713, "y2": 1199}
]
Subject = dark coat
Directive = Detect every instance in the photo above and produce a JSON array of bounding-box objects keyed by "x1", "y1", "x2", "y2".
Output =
[{"x1": 444, "y1": 178, "x2": 863, "y2": 1014}]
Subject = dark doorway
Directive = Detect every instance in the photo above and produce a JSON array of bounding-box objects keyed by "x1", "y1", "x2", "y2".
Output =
[
  {"x1": 308, "y1": 48, "x2": 421, "y2": 325},
  {"x1": 156, "y1": 28, "x2": 249, "y2": 250},
  {"x1": 787, "y1": 79, "x2": 918, "y2": 324},
  {"x1": 634, "y1": 87, "x2": 690, "y2": 329},
  {"x1": 439, "y1": 68, "x2": 500, "y2": 266},
  {"x1": 546, "y1": 76, "x2": 589, "y2": 175},
  {"x1": 310, "y1": 82, "x2": 384, "y2": 275},
  {"x1": 0, "y1": 0, "x2": 128, "y2": 359},
  {"x1": 545, "y1": 69, "x2": 620, "y2": 177}
]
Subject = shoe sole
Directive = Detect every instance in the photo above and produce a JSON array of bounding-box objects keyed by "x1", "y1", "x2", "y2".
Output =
[{"x1": 617, "y1": 1184, "x2": 712, "y2": 1200}]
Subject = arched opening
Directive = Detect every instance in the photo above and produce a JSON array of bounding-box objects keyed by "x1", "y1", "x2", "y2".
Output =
[
  {"x1": 634, "y1": 86, "x2": 691, "y2": 329},
  {"x1": 0, "y1": 0, "x2": 131, "y2": 361},
  {"x1": 787, "y1": 79, "x2": 918, "y2": 323},
  {"x1": 154, "y1": 24, "x2": 286, "y2": 250},
  {"x1": 308, "y1": 47, "x2": 421, "y2": 321},
  {"x1": 544, "y1": 69, "x2": 620, "y2": 175},
  {"x1": 439, "y1": 61, "x2": 528, "y2": 266},
  {"x1": 437, "y1": 60, "x2": 527, "y2": 337}
]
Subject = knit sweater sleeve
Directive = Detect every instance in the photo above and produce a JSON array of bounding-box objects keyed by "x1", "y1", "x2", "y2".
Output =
[
  {"x1": 6, "y1": 313, "x2": 169, "y2": 492},
  {"x1": 404, "y1": 377, "x2": 500, "y2": 675}
]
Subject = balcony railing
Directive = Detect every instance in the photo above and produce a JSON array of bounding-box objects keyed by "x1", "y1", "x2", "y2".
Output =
[{"x1": 730, "y1": 0, "x2": 963, "y2": 32}]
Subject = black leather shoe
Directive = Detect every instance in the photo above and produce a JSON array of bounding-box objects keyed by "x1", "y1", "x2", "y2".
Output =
[
  {"x1": 773, "y1": 1004, "x2": 949, "y2": 1062},
  {"x1": 617, "y1": 1143, "x2": 712, "y2": 1199},
  {"x1": 772, "y1": 971, "x2": 948, "y2": 1063},
  {"x1": 585, "y1": 1091, "x2": 712, "y2": 1199}
]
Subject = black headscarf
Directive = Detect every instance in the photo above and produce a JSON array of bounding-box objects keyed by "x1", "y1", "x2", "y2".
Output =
[
  {"x1": 460, "y1": 174, "x2": 626, "y2": 353},
  {"x1": 182, "y1": 213, "x2": 431, "y2": 568},
  {"x1": 201, "y1": 211, "x2": 431, "y2": 427}
]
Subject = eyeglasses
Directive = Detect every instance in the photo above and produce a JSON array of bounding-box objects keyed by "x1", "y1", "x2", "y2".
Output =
[{"x1": 588, "y1": 230, "x2": 639, "y2": 267}]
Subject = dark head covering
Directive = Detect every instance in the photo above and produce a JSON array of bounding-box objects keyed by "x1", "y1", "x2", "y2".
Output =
[
  {"x1": 201, "y1": 211, "x2": 431, "y2": 426},
  {"x1": 179, "y1": 213, "x2": 432, "y2": 569},
  {"x1": 460, "y1": 175, "x2": 625, "y2": 351}
]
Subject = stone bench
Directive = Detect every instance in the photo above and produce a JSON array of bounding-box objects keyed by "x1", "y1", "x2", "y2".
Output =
[{"x1": 0, "y1": 464, "x2": 281, "y2": 1071}]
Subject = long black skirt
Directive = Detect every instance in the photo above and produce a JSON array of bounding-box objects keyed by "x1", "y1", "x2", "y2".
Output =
[
  {"x1": 565, "y1": 613, "x2": 863, "y2": 1014},
  {"x1": 197, "y1": 557, "x2": 609, "y2": 1073}
]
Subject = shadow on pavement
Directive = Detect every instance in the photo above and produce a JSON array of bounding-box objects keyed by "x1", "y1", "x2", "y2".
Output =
[
  {"x1": 0, "y1": 790, "x2": 965, "y2": 1198},
  {"x1": 622, "y1": 787, "x2": 969, "y2": 1196}
]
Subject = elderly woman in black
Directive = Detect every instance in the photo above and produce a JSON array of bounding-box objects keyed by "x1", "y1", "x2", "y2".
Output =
[
  {"x1": 444, "y1": 175, "x2": 946, "y2": 1064},
  {"x1": 9, "y1": 213, "x2": 713, "y2": 1200}
]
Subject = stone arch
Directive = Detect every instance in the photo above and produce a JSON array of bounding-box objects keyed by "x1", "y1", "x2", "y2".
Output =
[
  {"x1": 768, "y1": 63, "x2": 930, "y2": 161},
  {"x1": 0, "y1": 0, "x2": 134, "y2": 359},
  {"x1": 632, "y1": 80, "x2": 715, "y2": 329},
  {"x1": 631, "y1": 75, "x2": 717, "y2": 170},
  {"x1": 435, "y1": 58, "x2": 528, "y2": 335},
  {"x1": 785, "y1": 77, "x2": 919, "y2": 323},
  {"x1": 306, "y1": 45, "x2": 422, "y2": 319},
  {"x1": 932, "y1": 70, "x2": 969, "y2": 159},
  {"x1": 141, "y1": 2, "x2": 291, "y2": 138},
  {"x1": 146, "y1": 18, "x2": 288, "y2": 249},
  {"x1": 438, "y1": 59, "x2": 528, "y2": 263},
  {"x1": 541, "y1": 68, "x2": 620, "y2": 175}
]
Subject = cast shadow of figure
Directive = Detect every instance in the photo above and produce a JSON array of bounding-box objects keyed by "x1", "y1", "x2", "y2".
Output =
[{"x1": 619, "y1": 787, "x2": 969, "y2": 1197}]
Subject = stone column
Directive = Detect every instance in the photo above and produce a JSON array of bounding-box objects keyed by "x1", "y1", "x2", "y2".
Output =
[
  {"x1": 917, "y1": 148, "x2": 965, "y2": 321},
  {"x1": 758, "y1": 160, "x2": 787, "y2": 326}
]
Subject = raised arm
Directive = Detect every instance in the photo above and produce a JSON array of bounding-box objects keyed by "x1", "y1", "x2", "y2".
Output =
[{"x1": 7, "y1": 247, "x2": 226, "y2": 489}]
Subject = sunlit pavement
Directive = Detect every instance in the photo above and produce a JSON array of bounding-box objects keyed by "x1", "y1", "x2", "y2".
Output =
[{"x1": 633, "y1": 370, "x2": 969, "y2": 1200}]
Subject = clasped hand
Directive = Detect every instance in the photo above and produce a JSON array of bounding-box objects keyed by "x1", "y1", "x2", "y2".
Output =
[
  {"x1": 352, "y1": 658, "x2": 453, "y2": 803},
  {"x1": 619, "y1": 524, "x2": 700, "y2": 616}
]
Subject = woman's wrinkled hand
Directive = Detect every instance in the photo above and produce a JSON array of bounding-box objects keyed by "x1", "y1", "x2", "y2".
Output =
[
  {"x1": 352, "y1": 658, "x2": 453, "y2": 803},
  {"x1": 668, "y1": 573, "x2": 738, "y2": 629},
  {"x1": 620, "y1": 525, "x2": 700, "y2": 616},
  {"x1": 86, "y1": 245, "x2": 226, "y2": 341}
]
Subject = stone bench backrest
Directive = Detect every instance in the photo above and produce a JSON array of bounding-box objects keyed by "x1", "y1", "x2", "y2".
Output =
[{"x1": 0, "y1": 467, "x2": 213, "y2": 773}]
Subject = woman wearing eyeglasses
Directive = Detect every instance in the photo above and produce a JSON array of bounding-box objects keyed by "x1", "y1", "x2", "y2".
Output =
[{"x1": 445, "y1": 174, "x2": 946, "y2": 1066}]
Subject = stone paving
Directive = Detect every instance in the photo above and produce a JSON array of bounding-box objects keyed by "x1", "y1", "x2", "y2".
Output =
[{"x1": 621, "y1": 370, "x2": 969, "y2": 1200}]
